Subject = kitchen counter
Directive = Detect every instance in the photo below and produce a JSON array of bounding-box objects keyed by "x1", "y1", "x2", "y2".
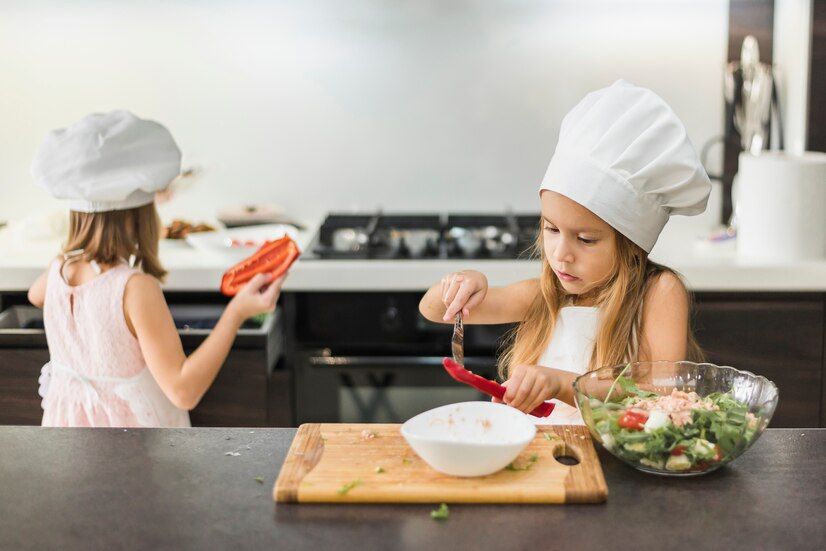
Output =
[
  {"x1": 0, "y1": 427, "x2": 823, "y2": 550},
  {"x1": 2, "y1": 221, "x2": 826, "y2": 292}
]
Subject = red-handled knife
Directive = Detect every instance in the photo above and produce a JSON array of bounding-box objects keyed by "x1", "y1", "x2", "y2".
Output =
[{"x1": 442, "y1": 357, "x2": 555, "y2": 418}]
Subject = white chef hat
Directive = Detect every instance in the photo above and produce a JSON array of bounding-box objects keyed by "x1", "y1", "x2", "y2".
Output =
[
  {"x1": 540, "y1": 80, "x2": 711, "y2": 253},
  {"x1": 31, "y1": 110, "x2": 181, "y2": 213}
]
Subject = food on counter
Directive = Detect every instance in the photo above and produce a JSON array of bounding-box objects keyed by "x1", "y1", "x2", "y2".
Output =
[
  {"x1": 163, "y1": 219, "x2": 216, "y2": 239},
  {"x1": 220, "y1": 236, "x2": 300, "y2": 297},
  {"x1": 337, "y1": 478, "x2": 362, "y2": 496},
  {"x1": 588, "y1": 372, "x2": 759, "y2": 472},
  {"x1": 430, "y1": 503, "x2": 449, "y2": 520},
  {"x1": 442, "y1": 358, "x2": 555, "y2": 418},
  {"x1": 505, "y1": 453, "x2": 539, "y2": 472},
  {"x1": 360, "y1": 429, "x2": 377, "y2": 441}
]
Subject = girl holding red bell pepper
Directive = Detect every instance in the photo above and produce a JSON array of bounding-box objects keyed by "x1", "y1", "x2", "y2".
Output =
[
  {"x1": 419, "y1": 81, "x2": 710, "y2": 424},
  {"x1": 27, "y1": 111, "x2": 291, "y2": 427}
]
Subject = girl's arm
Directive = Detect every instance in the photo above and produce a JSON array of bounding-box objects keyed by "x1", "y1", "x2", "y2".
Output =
[
  {"x1": 123, "y1": 272, "x2": 284, "y2": 410},
  {"x1": 419, "y1": 271, "x2": 538, "y2": 325},
  {"x1": 27, "y1": 270, "x2": 49, "y2": 309}
]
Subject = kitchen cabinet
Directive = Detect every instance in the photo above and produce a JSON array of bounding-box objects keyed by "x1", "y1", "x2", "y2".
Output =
[
  {"x1": 1, "y1": 291, "x2": 824, "y2": 428},
  {"x1": 693, "y1": 293, "x2": 824, "y2": 428}
]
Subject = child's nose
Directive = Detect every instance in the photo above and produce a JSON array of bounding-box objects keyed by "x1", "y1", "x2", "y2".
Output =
[{"x1": 552, "y1": 239, "x2": 575, "y2": 263}]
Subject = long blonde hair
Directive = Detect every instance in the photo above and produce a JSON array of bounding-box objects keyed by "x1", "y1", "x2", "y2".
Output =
[
  {"x1": 498, "y1": 224, "x2": 702, "y2": 379},
  {"x1": 62, "y1": 202, "x2": 167, "y2": 281}
]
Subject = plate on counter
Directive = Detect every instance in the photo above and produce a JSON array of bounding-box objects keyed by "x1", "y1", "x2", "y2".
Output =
[{"x1": 185, "y1": 224, "x2": 301, "y2": 262}]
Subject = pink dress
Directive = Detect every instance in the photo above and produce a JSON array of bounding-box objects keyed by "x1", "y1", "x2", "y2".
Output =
[{"x1": 39, "y1": 259, "x2": 190, "y2": 427}]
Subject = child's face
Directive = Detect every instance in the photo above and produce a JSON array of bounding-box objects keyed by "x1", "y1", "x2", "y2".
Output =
[{"x1": 540, "y1": 190, "x2": 617, "y2": 296}]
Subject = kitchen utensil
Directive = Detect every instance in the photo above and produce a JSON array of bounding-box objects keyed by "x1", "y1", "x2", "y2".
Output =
[
  {"x1": 443, "y1": 358, "x2": 555, "y2": 418},
  {"x1": 274, "y1": 422, "x2": 607, "y2": 503},
  {"x1": 574, "y1": 360, "x2": 778, "y2": 476},
  {"x1": 451, "y1": 314, "x2": 464, "y2": 365}
]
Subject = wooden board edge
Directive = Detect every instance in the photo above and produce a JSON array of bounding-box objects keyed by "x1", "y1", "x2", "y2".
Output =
[
  {"x1": 273, "y1": 423, "x2": 325, "y2": 502},
  {"x1": 560, "y1": 425, "x2": 608, "y2": 503}
]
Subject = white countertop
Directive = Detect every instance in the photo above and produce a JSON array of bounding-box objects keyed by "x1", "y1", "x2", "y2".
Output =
[{"x1": 1, "y1": 220, "x2": 825, "y2": 293}]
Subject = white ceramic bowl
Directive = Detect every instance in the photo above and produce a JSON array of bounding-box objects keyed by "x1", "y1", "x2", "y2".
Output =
[{"x1": 400, "y1": 401, "x2": 536, "y2": 477}]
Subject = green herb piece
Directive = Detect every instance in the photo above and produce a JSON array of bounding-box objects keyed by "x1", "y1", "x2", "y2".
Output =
[
  {"x1": 543, "y1": 433, "x2": 557, "y2": 441},
  {"x1": 337, "y1": 478, "x2": 362, "y2": 496},
  {"x1": 254, "y1": 476, "x2": 264, "y2": 485},
  {"x1": 375, "y1": 466, "x2": 386, "y2": 474},
  {"x1": 506, "y1": 453, "x2": 539, "y2": 471},
  {"x1": 402, "y1": 457, "x2": 413, "y2": 465},
  {"x1": 430, "y1": 503, "x2": 449, "y2": 520}
]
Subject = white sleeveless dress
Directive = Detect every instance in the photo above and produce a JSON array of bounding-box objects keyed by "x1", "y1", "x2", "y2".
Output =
[{"x1": 529, "y1": 306, "x2": 600, "y2": 425}]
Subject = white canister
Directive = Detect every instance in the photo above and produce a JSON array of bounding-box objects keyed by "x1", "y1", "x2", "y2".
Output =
[{"x1": 736, "y1": 151, "x2": 826, "y2": 262}]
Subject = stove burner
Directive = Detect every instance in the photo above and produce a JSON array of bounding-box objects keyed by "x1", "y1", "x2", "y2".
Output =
[{"x1": 311, "y1": 211, "x2": 540, "y2": 260}]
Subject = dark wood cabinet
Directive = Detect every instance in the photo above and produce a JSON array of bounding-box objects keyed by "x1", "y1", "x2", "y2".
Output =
[
  {"x1": 0, "y1": 348, "x2": 49, "y2": 425},
  {"x1": 1, "y1": 292, "x2": 824, "y2": 428},
  {"x1": 694, "y1": 294, "x2": 824, "y2": 428}
]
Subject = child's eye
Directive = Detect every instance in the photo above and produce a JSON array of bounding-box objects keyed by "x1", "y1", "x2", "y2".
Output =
[
  {"x1": 578, "y1": 237, "x2": 597, "y2": 244},
  {"x1": 544, "y1": 226, "x2": 559, "y2": 233}
]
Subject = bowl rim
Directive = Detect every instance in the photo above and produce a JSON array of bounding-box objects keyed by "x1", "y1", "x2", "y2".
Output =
[
  {"x1": 572, "y1": 360, "x2": 779, "y2": 409},
  {"x1": 400, "y1": 401, "x2": 537, "y2": 448}
]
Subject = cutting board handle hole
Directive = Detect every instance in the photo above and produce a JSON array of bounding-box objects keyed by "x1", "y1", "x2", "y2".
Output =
[{"x1": 552, "y1": 444, "x2": 581, "y2": 466}]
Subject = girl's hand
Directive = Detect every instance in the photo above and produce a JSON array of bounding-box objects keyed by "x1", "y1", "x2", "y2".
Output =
[
  {"x1": 441, "y1": 270, "x2": 488, "y2": 321},
  {"x1": 494, "y1": 364, "x2": 560, "y2": 414},
  {"x1": 226, "y1": 272, "x2": 287, "y2": 322}
]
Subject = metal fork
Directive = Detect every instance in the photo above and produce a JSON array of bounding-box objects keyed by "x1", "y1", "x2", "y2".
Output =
[{"x1": 451, "y1": 313, "x2": 464, "y2": 365}]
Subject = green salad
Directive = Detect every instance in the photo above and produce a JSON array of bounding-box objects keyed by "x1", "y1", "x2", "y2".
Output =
[{"x1": 586, "y1": 372, "x2": 760, "y2": 472}]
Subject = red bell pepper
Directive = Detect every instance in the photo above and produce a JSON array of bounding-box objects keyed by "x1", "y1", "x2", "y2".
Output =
[
  {"x1": 220, "y1": 236, "x2": 300, "y2": 297},
  {"x1": 618, "y1": 410, "x2": 648, "y2": 431},
  {"x1": 442, "y1": 358, "x2": 555, "y2": 418}
]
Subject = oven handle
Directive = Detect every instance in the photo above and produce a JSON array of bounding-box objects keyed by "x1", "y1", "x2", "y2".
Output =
[{"x1": 308, "y1": 355, "x2": 497, "y2": 370}]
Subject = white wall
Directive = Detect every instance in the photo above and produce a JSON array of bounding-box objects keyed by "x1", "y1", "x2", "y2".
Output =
[{"x1": 0, "y1": 0, "x2": 728, "y2": 224}]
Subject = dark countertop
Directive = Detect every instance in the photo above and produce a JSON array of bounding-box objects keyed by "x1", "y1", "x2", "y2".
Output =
[{"x1": 0, "y1": 427, "x2": 823, "y2": 550}]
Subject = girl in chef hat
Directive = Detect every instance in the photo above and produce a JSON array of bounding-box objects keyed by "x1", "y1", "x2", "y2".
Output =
[
  {"x1": 420, "y1": 80, "x2": 711, "y2": 424},
  {"x1": 27, "y1": 110, "x2": 285, "y2": 427}
]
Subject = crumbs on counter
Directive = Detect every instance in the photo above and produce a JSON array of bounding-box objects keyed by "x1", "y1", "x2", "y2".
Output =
[{"x1": 360, "y1": 429, "x2": 377, "y2": 441}]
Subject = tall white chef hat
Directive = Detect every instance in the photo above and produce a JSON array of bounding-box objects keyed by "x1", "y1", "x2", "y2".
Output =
[
  {"x1": 540, "y1": 80, "x2": 711, "y2": 253},
  {"x1": 31, "y1": 110, "x2": 181, "y2": 213}
]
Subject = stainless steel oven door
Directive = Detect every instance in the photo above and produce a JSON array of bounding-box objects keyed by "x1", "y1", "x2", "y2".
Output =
[{"x1": 294, "y1": 354, "x2": 499, "y2": 424}]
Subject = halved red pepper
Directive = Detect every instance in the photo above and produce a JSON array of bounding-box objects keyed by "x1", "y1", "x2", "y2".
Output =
[
  {"x1": 220, "y1": 236, "x2": 300, "y2": 297},
  {"x1": 442, "y1": 358, "x2": 555, "y2": 418}
]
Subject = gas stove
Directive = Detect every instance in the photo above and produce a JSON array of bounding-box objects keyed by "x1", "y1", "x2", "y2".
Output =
[{"x1": 305, "y1": 212, "x2": 541, "y2": 260}]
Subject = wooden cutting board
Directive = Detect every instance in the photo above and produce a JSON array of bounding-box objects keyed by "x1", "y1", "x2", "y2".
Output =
[{"x1": 274, "y1": 424, "x2": 607, "y2": 504}]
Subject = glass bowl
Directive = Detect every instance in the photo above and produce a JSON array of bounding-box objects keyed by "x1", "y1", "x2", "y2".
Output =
[{"x1": 573, "y1": 361, "x2": 778, "y2": 476}]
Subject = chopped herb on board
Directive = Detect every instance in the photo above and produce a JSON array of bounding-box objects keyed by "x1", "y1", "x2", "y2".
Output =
[
  {"x1": 544, "y1": 433, "x2": 557, "y2": 441},
  {"x1": 374, "y1": 466, "x2": 386, "y2": 474},
  {"x1": 402, "y1": 457, "x2": 413, "y2": 465},
  {"x1": 506, "y1": 453, "x2": 539, "y2": 471},
  {"x1": 337, "y1": 478, "x2": 362, "y2": 495},
  {"x1": 430, "y1": 503, "x2": 449, "y2": 520}
]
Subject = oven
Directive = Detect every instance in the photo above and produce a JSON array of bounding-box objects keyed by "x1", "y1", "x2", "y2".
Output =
[{"x1": 285, "y1": 292, "x2": 514, "y2": 424}]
